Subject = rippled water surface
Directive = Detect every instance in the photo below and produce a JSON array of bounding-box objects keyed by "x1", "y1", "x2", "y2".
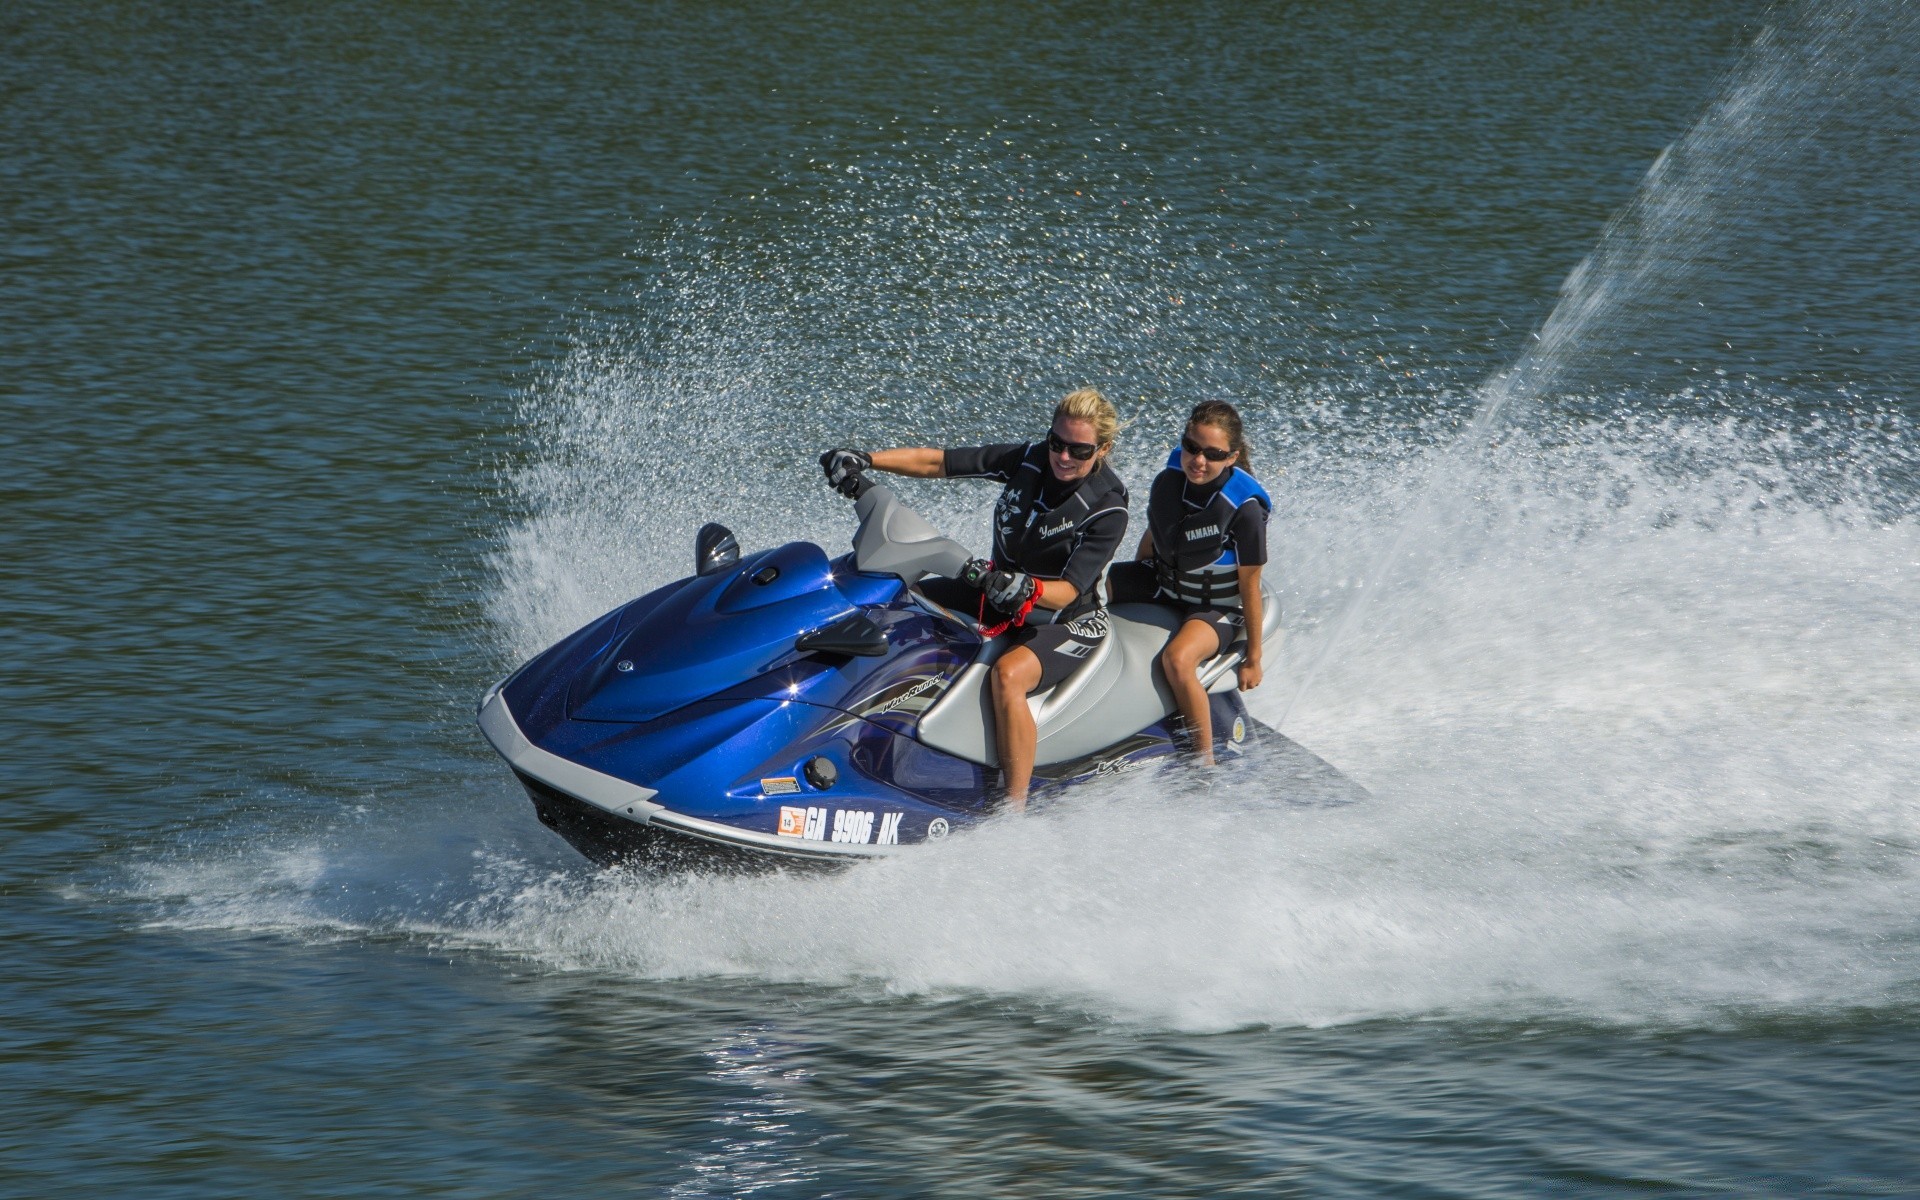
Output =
[{"x1": 6, "y1": 2, "x2": 1919, "y2": 1195}]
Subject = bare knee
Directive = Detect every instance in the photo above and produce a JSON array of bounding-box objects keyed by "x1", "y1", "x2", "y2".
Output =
[
  {"x1": 992, "y1": 654, "x2": 1040, "y2": 699},
  {"x1": 1161, "y1": 643, "x2": 1203, "y2": 679}
]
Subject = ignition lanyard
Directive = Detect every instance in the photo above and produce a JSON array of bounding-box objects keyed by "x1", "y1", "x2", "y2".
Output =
[{"x1": 977, "y1": 571, "x2": 1045, "y2": 639}]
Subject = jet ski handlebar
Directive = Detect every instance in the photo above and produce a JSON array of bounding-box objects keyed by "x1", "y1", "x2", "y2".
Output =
[{"x1": 850, "y1": 484, "x2": 974, "y2": 582}]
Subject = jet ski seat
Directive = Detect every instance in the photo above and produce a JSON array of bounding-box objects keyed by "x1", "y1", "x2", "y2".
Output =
[
  {"x1": 906, "y1": 579, "x2": 1136, "y2": 719},
  {"x1": 914, "y1": 585, "x2": 1280, "y2": 767}
]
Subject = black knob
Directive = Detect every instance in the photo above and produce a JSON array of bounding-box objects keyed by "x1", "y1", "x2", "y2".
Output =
[{"x1": 804, "y1": 756, "x2": 838, "y2": 790}]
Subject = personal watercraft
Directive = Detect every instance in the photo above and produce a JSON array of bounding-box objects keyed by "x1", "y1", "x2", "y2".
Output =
[{"x1": 478, "y1": 484, "x2": 1359, "y2": 868}]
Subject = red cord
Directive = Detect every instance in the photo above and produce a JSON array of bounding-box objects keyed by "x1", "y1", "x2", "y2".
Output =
[{"x1": 978, "y1": 576, "x2": 1043, "y2": 639}]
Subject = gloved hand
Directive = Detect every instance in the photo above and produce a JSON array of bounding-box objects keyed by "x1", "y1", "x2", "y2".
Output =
[
  {"x1": 982, "y1": 569, "x2": 1038, "y2": 611},
  {"x1": 819, "y1": 448, "x2": 872, "y2": 498}
]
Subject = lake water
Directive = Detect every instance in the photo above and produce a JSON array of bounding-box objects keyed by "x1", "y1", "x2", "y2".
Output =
[{"x1": 6, "y1": 2, "x2": 1918, "y2": 1195}]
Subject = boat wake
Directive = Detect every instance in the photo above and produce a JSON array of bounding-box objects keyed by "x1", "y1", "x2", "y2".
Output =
[{"x1": 133, "y1": 406, "x2": 1920, "y2": 1032}]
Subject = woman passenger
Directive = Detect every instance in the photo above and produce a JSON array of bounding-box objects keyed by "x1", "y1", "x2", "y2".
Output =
[
  {"x1": 1108, "y1": 400, "x2": 1271, "y2": 764},
  {"x1": 818, "y1": 388, "x2": 1129, "y2": 810}
]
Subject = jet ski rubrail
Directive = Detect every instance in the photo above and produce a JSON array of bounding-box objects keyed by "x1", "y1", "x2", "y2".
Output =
[{"x1": 478, "y1": 485, "x2": 1355, "y2": 868}]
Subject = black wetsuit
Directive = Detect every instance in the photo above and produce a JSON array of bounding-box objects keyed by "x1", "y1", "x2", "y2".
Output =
[
  {"x1": 1108, "y1": 451, "x2": 1271, "y2": 656},
  {"x1": 918, "y1": 442, "x2": 1129, "y2": 690}
]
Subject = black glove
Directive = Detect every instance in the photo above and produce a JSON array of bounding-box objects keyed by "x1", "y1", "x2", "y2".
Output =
[
  {"x1": 819, "y1": 448, "x2": 872, "y2": 498},
  {"x1": 982, "y1": 569, "x2": 1038, "y2": 611}
]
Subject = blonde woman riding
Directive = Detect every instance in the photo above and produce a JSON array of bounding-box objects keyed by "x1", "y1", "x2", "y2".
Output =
[{"x1": 819, "y1": 388, "x2": 1129, "y2": 809}]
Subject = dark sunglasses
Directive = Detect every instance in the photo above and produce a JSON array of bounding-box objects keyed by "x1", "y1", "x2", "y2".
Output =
[
  {"x1": 1180, "y1": 433, "x2": 1236, "y2": 463},
  {"x1": 1046, "y1": 430, "x2": 1100, "y2": 461}
]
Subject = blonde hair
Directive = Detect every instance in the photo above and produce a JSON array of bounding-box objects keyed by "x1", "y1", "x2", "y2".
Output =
[{"x1": 1054, "y1": 387, "x2": 1121, "y2": 449}]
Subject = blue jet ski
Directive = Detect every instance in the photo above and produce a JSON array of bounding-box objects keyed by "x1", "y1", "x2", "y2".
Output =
[{"x1": 478, "y1": 484, "x2": 1358, "y2": 868}]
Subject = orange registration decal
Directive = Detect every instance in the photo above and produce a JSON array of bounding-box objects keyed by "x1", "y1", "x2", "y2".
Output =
[{"x1": 777, "y1": 806, "x2": 808, "y2": 837}]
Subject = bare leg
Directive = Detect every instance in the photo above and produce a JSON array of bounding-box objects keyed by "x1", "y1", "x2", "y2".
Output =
[
  {"x1": 990, "y1": 645, "x2": 1043, "y2": 811},
  {"x1": 1160, "y1": 619, "x2": 1224, "y2": 766}
]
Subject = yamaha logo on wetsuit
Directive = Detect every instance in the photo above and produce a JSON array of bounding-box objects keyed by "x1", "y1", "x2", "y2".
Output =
[
  {"x1": 994, "y1": 492, "x2": 1087, "y2": 547},
  {"x1": 1037, "y1": 516, "x2": 1075, "y2": 539}
]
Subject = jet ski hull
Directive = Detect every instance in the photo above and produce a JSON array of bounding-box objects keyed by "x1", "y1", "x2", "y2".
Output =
[
  {"x1": 514, "y1": 770, "x2": 867, "y2": 871},
  {"x1": 479, "y1": 662, "x2": 1251, "y2": 869}
]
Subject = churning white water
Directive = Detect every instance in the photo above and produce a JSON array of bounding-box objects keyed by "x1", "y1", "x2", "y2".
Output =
[{"x1": 446, "y1": 405, "x2": 1917, "y2": 1031}]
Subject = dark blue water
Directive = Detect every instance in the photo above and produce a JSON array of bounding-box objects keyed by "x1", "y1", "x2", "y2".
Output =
[{"x1": 7, "y1": 2, "x2": 1919, "y2": 1195}]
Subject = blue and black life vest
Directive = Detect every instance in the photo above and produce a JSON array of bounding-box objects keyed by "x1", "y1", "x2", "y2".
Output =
[{"x1": 1146, "y1": 447, "x2": 1271, "y2": 609}]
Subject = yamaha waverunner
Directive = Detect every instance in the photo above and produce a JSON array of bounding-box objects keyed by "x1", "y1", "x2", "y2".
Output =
[{"x1": 478, "y1": 484, "x2": 1358, "y2": 868}]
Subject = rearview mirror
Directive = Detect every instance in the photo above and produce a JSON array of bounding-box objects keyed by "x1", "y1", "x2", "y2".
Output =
[{"x1": 695, "y1": 523, "x2": 740, "y2": 576}]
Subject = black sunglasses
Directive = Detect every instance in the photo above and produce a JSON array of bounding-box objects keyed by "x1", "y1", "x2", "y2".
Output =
[
  {"x1": 1180, "y1": 433, "x2": 1236, "y2": 463},
  {"x1": 1046, "y1": 430, "x2": 1100, "y2": 461}
]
